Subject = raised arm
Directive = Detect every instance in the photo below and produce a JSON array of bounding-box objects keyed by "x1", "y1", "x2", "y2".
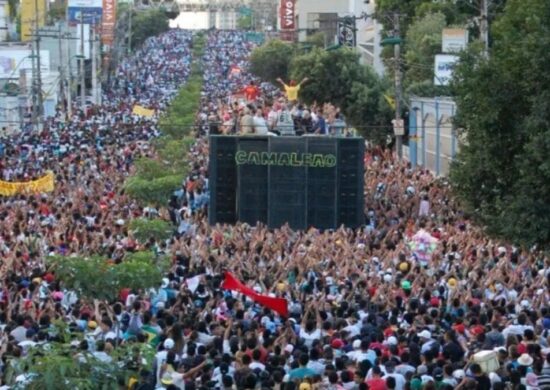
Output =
[{"x1": 276, "y1": 78, "x2": 287, "y2": 87}]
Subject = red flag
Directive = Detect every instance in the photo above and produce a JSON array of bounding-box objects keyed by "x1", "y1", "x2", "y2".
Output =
[{"x1": 221, "y1": 272, "x2": 288, "y2": 318}]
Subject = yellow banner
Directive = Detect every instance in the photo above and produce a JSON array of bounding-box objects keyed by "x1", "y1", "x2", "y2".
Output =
[
  {"x1": 0, "y1": 171, "x2": 55, "y2": 196},
  {"x1": 21, "y1": 0, "x2": 46, "y2": 42},
  {"x1": 132, "y1": 105, "x2": 155, "y2": 118}
]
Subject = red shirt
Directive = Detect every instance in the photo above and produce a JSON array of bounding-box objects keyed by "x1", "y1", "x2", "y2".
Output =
[
  {"x1": 367, "y1": 377, "x2": 388, "y2": 390},
  {"x1": 243, "y1": 85, "x2": 260, "y2": 101}
]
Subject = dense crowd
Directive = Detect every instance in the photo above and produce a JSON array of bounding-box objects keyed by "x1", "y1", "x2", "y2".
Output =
[{"x1": 0, "y1": 29, "x2": 548, "y2": 390}]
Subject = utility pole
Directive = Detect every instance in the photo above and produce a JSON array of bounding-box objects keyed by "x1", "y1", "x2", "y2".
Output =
[
  {"x1": 31, "y1": 32, "x2": 37, "y2": 130},
  {"x1": 80, "y1": 16, "x2": 86, "y2": 110},
  {"x1": 393, "y1": 13, "x2": 403, "y2": 160},
  {"x1": 480, "y1": 0, "x2": 489, "y2": 55},
  {"x1": 58, "y1": 25, "x2": 66, "y2": 115},
  {"x1": 66, "y1": 32, "x2": 72, "y2": 119},
  {"x1": 34, "y1": 0, "x2": 43, "y2": 131},
  {"x1": 127, "y1": 7, "x2": 132, "y2": 55},
  {"x1": 91, "y1": 26, "x2": 96, "y2": 104}
]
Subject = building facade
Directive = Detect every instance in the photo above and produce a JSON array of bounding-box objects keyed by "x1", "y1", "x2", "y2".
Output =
[{"x1": 290, "y1": 0, "x2": 384, "y2": 75}]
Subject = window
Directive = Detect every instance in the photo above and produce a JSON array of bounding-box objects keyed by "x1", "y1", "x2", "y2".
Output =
[{"x1": 306, "y1": 13, "x2": 338, "y2": 38}]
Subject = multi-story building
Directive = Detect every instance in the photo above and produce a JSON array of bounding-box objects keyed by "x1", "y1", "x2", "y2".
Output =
[{"x1": 286, "y1": 0, "x2": 385, "y2": 75}]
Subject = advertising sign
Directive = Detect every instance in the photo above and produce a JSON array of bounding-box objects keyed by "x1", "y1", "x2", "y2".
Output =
[
  {"x1": 68, "y1": 0, "x2": 103, "y2": 24},
  {"x1": 102, "y1": 0, "x2": 116, "y2": 48},
  {"x1": 20, "y1": 0, "x2": 46, "y2": 42},
  {"x1": 434, "y1": 54, "x2": 459, "y2": 86},
  {"x1": 279, "y1": 0, "x2": 295, "y2": 30},
  {"x1": 442, "y1": 28, "x2": 468, "y2": 53},
  {"x1": 0, "y1": 49, "x2": 50, "y2": 79}
]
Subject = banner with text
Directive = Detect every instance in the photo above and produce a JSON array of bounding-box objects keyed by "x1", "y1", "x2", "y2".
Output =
[
  {"x1": 102, "y1": 0, "x2": 116, "y2": 49},
  {"x1": 279, "y1": 0, "x2": 295, "y2": 31},
  {"x1": 0, "y1": 172, "x2": 55, "y2": 196}
]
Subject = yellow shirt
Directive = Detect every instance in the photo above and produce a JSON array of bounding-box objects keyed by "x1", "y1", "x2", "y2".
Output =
[{"x1": 284, "y1": 85, "x2": 300, "y2": 101}]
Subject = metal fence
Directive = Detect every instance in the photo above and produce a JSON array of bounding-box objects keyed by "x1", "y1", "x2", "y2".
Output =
[{"x1": 408, "y1": 97, "x2": 458, "y2": 176}]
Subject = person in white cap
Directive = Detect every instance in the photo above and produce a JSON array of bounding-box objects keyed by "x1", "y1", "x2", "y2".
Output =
[
  {"x1": 419, "y1": 330, "x2": 439, "y2": 355},
  {"x1": 155, "y1": 338, "x2": 175, "y2": 384}
]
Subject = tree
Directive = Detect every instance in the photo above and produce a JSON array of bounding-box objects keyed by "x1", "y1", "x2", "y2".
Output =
[
  {"x1": 450, "y1": 0, "x2": 550, "y2": 247},
  {"x1": 130, "y1": 9, "x2": 169, "y2": 50},
  {"x1": 344, "y1": 69, "x2": 394, "y2": 142},
  {"x1": 124, "y1": 174, "x2": 184, "y2": 207},
  {"x1": 289, "y1": 47, "x2": 392, "y2": 140},
  {"x1": 305, "y1": 32, "x2": 327, "y2": 48},
  {"x1": 249, "y1": 39, "x2": 295, "y2": 86},
  {"x1": 4, "y1": 322, "x2": 155, "y2": 390},
  {"x1": 375, "y1": 0, "x2": 428, "y2": 36},
  {"x1": 129, "y1": 218, "x2": 173, "y2": 242},
  {"x1": 404, "y1": 12, "x2": 447, "y2": 85},
  {"x1": 48, "y1": 252, "x2": 169, "y2": 302},
  {"x1": 237, "y1": 14, "x2": 252, "y2": 30},
  {"x1": 290, "y1": 48, "x2": 366, "y2": 109}
]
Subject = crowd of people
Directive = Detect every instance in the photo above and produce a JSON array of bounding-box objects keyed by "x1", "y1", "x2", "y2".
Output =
[
  {"x1": 196, "y1": 32, "x2": 348, "y2": 137},
  {"x1": 0, "y1": 29, "x2": 548, "y2": 390}
]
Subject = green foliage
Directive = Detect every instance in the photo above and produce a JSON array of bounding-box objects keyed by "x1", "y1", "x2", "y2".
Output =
[
  {"x1": 48, "y1": 2, "x2": 66, "y2": 22},
  {"x1": 250, "y1": 39, "x2": 295, "y2": 85},
  {"x1": 130, "y1": 9, "x2": 170, "y2": 50},
  {"x1": 406, "y1": 80, "x2": 450, "y2": 97},
  {"x1": 5, "y1": 323, "x2": 156, "y2": 390},
  {"x1": 129, "y1": 218, "x2": 173, "y2": 242},
  {"x1": 159, "y1": 34, "x2": 204, "y2": 138},
  {"x1": 124, "y1": 174, "x2": 184, "y2": 207},
  {"x1": 48, "y1": 252, "x2": 167, "y2": 302},
  {"x1": 449, "y1": 0, "x2": 550, "y2": 248},
  {"x1": 237, "y1": 14, "x2": 253, "y2": 29},
  {"x1": 404, "y1": 12, "x2": 447, "y2": 86},
  {"x1": 159, "y1": 74, "x2": 202, "y2": 138},
  {"x1": 305, "y1": 32, "x2": 327, "y2": 48},
  {"x1": 289, "y1": 47, "x2": 392, "y2": 140},
  {"x1": 290, "y1": 48, "x2": 363, "y2": 108},
  {"x1": 344, "y1": 69, "x2": 394, "y2": 142},
  {"x1": 126, "y1": 35, "x2": 203, "y2": 207},
  {"x1": 375, "y1": 0, "x2": 427, "y2": 35}
]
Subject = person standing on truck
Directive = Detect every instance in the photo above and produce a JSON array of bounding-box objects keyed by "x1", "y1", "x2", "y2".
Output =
[{"x1": 276, "y1": 77, "x2": 309, "y2": 102}]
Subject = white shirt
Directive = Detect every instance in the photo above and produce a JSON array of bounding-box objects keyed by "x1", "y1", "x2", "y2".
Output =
[
  {"x1": 249, "y1": 361, "x2": 266, "y2": 371},
  {"x1": 92, "y1": 351, "x2": 112, "y2": 363},
  {"x1": 299, "y1": 327, "x2": 321, "y2": 348},
  {"x1": 253, "y1": 116, "x2": 268, "y2": 135},
  {"x1": 307, "y1": 360, "x2": 325, "y2": 375},
  {"x1": 502, "y1": 324, "x2": 534, "y2": 339}
]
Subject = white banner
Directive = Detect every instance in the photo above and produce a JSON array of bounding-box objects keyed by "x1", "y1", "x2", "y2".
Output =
[{"x1": 434, "y1": 54, "x2": 459, "y2": 86}]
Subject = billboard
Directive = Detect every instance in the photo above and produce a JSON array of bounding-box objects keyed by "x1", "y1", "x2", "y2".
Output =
[
  {"x1": 442, "y1": 28, "x2": 468, "y2": 53},
  {"x1": 20, "y1": 0, "x2": 47, "y2": 42},
  {"x1": 0, "y1": 49, "x2": 50, "y2": 79},
  {"x1": 279, "y1": 0, "x2": 295, "y2": 30},
  {"x1": 102, "y1": 0, "x2": 116, "y2": 48},
  {"x1": 434, "y1": 54, "x2": 459, "y2": 86},
  {"x1": 68, "y1": 0, "x2": 103, "y2": 24}
]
